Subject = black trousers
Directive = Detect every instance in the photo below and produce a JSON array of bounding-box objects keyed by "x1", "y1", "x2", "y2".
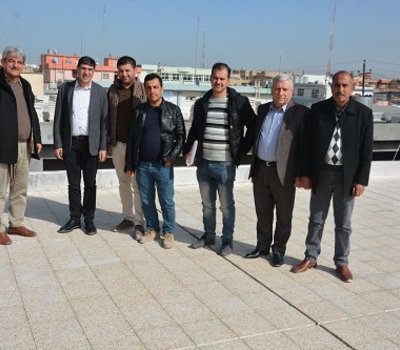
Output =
[
  {"x1": 64, "y1": 139, "x2": 98, "y2": 223},
  {"x1": 252, "y1": 160, "x2": 296, "y2": 255}
]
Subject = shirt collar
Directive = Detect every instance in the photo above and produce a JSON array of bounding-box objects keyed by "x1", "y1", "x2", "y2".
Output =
[
  {"x1": 74, "y1": 79, "x2": 92, "y2": 90},
  {"x1": 270, "y1": 103, "x2": 287, "y2": 113},
  {"x1": 6, "y1": 77, "x2": 22, "y2": 87}
]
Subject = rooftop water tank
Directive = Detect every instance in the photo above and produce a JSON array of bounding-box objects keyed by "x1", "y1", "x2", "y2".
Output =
[{"x1": 354, "y1": 96, "x2": 373, "y2": 109}]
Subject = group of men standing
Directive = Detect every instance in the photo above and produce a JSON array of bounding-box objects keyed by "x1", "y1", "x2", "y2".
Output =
[{"x1": 0, "y1": 45, "x2": 373, "y2": 283}]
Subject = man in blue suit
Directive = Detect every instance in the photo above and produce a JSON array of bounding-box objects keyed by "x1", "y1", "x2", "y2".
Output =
[{"x1": 53, "y1": 56, "x2": 108, "y2": 235}]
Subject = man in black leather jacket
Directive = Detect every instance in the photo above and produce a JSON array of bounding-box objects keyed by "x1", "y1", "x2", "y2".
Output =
[
  {"x1": 183, "y1": 62, "x2": 256, "y2": 256},
  {"x1": 125, "y1": 73, "x2": 185, "y2": 249}
]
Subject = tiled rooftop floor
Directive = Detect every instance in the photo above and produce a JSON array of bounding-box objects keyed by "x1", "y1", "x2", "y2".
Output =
[{"x1": 1, "y1": 165, "x2": 400, "y2": 349}]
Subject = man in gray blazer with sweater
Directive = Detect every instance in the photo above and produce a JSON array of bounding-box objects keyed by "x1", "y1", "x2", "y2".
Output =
[
  {"x1": 244, "y1": 74, "x2": 308, "y2": 266},
  {"x1": 53, "y1": 56, "x2": 108, "y2": 235}
]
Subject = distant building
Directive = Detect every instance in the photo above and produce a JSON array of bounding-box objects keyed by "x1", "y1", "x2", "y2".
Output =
[{"x1": 40, "y1": 49, "x2": 142, "y2": 91}]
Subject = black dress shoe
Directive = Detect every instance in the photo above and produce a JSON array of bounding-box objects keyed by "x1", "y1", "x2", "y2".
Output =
[
  {"x1": 272, "y1": 252, "x2": 284, "y2": 267},
  {"x1": 58, "y1": 219, "x2": 81, "y2": 233},
  {"x1": 85, "y1": 222, "x2": 97, "y2": 235},
  {"x1": 244, "y1": 247, "x2": 269, "y2": 259}
]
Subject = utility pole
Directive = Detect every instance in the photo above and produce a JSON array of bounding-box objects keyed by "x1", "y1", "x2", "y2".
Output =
[
  {"x1": 362, "y1": 59, "x2": 366, "y2": 96},
  {"x1": 359, "y1": 60, "x2": 372, "y2": 96}
]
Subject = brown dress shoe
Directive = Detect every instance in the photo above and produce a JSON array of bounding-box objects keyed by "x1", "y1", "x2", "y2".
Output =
[
  {"x1": 8, "y1": 226, "x2": 37, "y2": 237},
  {"x1": 336, "y1": 265, "x2": 353, "y2": 283},
  {"x1": 291, "y1": 258, "x2": 317, "y2": 273},
  {"x1": 0, "y1": 231, "x2": 12, "y2": 245}
]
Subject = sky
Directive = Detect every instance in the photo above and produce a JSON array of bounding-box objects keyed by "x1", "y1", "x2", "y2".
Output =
[{"x1": 1, "y1": 0, "x2": 400, "y2": 78}]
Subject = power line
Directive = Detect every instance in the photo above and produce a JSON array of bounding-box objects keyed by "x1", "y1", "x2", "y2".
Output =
[{"x1": 367, "y1": 60, "x2": 400, "y2": 66}]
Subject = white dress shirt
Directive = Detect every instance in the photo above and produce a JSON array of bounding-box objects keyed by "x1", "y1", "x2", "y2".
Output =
[{"x1": 72, "y1": 80, "x2": 91, "y2": 136}]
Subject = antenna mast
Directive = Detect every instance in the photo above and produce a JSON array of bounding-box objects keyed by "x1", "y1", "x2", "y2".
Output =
[
  {"x1": 194, "y1": 14, "x2": 199, "y2": 84},
  {"x1": 100, "y1": 6, "x2": 105, "y2": 80},
  {"x1": 326, "y1": 0, "x2": 336, "y2": 77},
  {"x1": 201, "y1": 28, "x2": 206, "y2": 69}
]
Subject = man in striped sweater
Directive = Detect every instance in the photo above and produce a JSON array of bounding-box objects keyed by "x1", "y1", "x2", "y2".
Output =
[{"x1": 184, "y1": 62, "x2": 256, "y2": 256}]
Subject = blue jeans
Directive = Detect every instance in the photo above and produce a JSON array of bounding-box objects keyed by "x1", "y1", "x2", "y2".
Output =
[
  {"x1": 136, "y1": 161, "x2": 175, "y2": 234},
  {"x1": 305, "y1": 166, "x2": 354, "y2": 266},
  {"x1": 196, "y1": 159, "x2": 236, "y2": 243}
]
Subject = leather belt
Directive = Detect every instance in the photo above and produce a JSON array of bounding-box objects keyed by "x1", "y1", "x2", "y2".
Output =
[
  {"x1": 72, "y1": 135, "x2": 88, "y2": 141},
  {"x1": 257, "y1": 157, "x2": 276, "y2": 166}
]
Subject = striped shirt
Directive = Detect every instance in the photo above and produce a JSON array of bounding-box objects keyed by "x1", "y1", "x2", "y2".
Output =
[{"x1": 203, "y1": 96, "x2": 232, "y2": 162}]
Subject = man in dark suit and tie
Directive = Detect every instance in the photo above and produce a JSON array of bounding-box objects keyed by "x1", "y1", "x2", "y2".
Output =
[
  {"x1": 53, "y1": 56, "x2": 108, "y2": 235},
  {"x1": 291, "y1": 70, "x2": 373, "y2": 282},
  {"x1": 244, "y1": 74, "x2": 308, "y2": 266}
]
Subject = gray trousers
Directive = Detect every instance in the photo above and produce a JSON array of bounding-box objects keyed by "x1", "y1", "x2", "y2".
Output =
[{"x1": 304, "y1": 165, "x2": 354, "y2": 266}]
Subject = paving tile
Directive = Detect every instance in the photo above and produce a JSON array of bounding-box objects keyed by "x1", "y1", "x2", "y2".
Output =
[
  {"x1": 329, "y1": 293, "x2": 385, "y2": 317},
  {"x1": 323, "y1": 317, "x2": 382, "y2": 347},
  {"x1": 243, "y1": 332, "x2": 300, "y2": 350},
  {"x1": 284, "y1": 325, "x2": 349, "y2": 349},
  {"x1": 221, "y1": 311, "x2": 275, "y2": 336},
  {"x1": 357, "y1": 340, "x2": 400, "y2": 350},
  {"x1": 55, "y1": 266, "x2": 99, "y2": 287},
  {"x1": 19, "y1": 284, "x2": 67, "y2": 310},
  {"x1": 44, "y1": 246, "x2": 88, "y2": 270},
  {"x1": 91, "y1": 262, "x2": 133, "y2": 281},
  {"x1": 25, "y1": 301, "x2": 76, "y2": 325},
  {"x1": 136, "y1": 324, "x2": 194, "y2": 350},
  {"x1": 162, "y1": 300, "x2": 215, "y2": 325},
  {"x1": 13, "y1": 268, "x2": 59, "y2": 289},
  {"x1": 122, "y1": 303, "x2": 176, "y2": 330},
  {"x1": 359, "y1": 312, "x2": 400, "y2": 342},
  {"x1": 361, "y1": 290, "x2": 400, "y2": 310},
  {"x1": 78, "y1": 247, "x2": 122, "y2": 267},
  {"x1": 171, "y1": 267, "x2": 216, "y2": 286},
  {"x1": 258, "y1": 305, "x2": 314, "y2": 329},
  {"x1": 61, "y1": 279, "x2": 109, "y2": 300},
  {"x1": 238, "y1": 290, "x2": 289, "y2": 312},
  {"x1": 69, "y1": 294, "x2": 120, "y2": 318},
  {"x1": 297, "y1": 299, "x2": 351, "y2": 324},
  {"x1": 198, "y1": 339, "x2": 251, "y2": 349},
  {"x1": 31, "y1": 318, "x2": 91, "y2": 350},
  {"x1": 78, "y1": 313, "x2": 144, "y2": 350},
  {"x1": 0, "y1": 289, "x2": 23, "y2": 308},
  {"x1": 0, "y1": 325, "x2": 36, "y2": 350},
  {"x1": 0, "y1": 306, "x2": 29, "y2": 330},
  {"x1": 180, "y1": 318, "x2": 236, "y2": 345}
]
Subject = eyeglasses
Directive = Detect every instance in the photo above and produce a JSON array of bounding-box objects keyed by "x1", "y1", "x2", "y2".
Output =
[{"x1": 6, "y1": 59, "x2": 25, "y2": 66}]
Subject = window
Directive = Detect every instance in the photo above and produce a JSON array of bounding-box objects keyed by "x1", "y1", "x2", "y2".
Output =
[
  {"x1": 311, "y1": 89, "x2": 320, "y2": 98},
  {"x1": 102, "y1": 73, "x2": 109, "y2": 79},
  {"x1": 297, "y1": 88, "x2": 304, "y2": 96}
]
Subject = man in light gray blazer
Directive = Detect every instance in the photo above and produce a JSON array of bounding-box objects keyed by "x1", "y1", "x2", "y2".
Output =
[
  {"x1": 244, "y1": 74, "x2": 308, "y2": 266},
  {"x1": 53, "y1": 56, "x2": 108, "y2": 235}
]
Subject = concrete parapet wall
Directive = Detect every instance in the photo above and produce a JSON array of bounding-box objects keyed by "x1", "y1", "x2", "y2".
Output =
[{"x1": 28, "y1": 162, "x2": 398, "y2": 191}]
